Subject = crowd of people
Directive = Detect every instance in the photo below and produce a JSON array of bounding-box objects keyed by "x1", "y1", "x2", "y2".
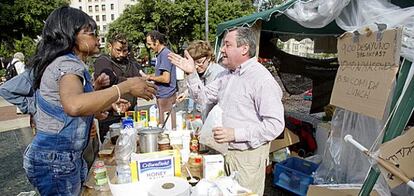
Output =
[{"x1": 0, "y1": 6, "x2": 284, "y2": 196}]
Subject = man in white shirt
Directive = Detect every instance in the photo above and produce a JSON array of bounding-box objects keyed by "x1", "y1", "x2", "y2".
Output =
[{"x1": 169, "y1": 27, "x2": 284, "y2": 195}]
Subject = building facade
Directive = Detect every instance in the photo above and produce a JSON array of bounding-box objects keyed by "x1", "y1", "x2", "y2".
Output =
[
  {"x1": 70, "y1": 0, "x2": 138, "y2": 47},
  {"x1": 281, "y1": 38, "x2": 314, "y2": 57}
]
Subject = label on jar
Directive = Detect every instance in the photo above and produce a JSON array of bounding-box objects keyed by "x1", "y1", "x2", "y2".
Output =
[{"x1": 94, "y1": 168, "x2": 108, "y2": 186}]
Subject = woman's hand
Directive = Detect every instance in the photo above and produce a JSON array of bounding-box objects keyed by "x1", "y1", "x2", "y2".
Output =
[
  {"x1": 94, "y1": 72, "x2": 110, "y2": 90},
  {"x1": 112, "y1": 98, "x2": 131, "y2": 114},
  {"x1": 126, "y1": 77, "x2": 157, "y2": 101},
  {"x1": 95, "y1": 111, "x2": 109, "y2": 120},
  {"x1": 90, "y1": 121, "x2": 97, "y2": 139},
  {"x1": 168, "y1": 50, "x2": 196, "y2": 74}
]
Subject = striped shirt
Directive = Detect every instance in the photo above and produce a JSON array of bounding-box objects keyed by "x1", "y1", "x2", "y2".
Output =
[{"x1": 187, "y1": 57, "x2": 284, "y2": 150}]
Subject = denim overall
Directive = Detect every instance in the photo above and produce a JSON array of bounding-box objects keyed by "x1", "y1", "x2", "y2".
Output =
[{"x1": 23, "y1": 54, "x2": 94, "y2": 195}]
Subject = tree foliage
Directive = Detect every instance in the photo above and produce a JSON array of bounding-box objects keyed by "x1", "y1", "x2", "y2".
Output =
[
  {"x1": 0, "y1": 0, "x2": 67, "y2": 58},
  {"x1": 108, "y1": 0, "x2": 255, "y2": 56}
]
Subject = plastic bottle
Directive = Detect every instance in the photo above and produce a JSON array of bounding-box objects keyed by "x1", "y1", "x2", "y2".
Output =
[
  {"x1": 190, "y1": 131, "x2": 199, "y2": 153},
  {"x1": 94, "y1": 160, "x2": 109, "y2": 191},
  {"x1": 187, "y1": 98, "x2": 194, "y2": 113},
  {"x1": 114, "y1": 118, "x2": 136, "y2": 184},
  {"x1": 191, "y1": 115, "x2": 203, "y2": 132},
  {"x1": 149, "y1": 104, "x2": 158, "y2": 127}
]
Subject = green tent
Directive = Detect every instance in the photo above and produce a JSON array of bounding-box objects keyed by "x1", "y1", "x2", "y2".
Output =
[
  {"x1": 215, "y1": 0, "x2": 414, "y2": 53},
  {"x1": 215, "y1": 1, "x2": 414, "y2": 195}
]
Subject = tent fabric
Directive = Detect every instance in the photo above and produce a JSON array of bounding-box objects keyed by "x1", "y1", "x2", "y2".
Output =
[{"x1": 216, "y1": 0, "x2": 345, "y2": 39}]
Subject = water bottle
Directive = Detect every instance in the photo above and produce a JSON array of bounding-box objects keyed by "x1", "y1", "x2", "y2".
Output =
[
  {"x1": 114, "y1": 118, "x2": 135, "y2": 184},
  {"x1": 116, "y1": 162, "x2": 131, "y2": 184},
  {"x1": 187, "y1": 98, "x2": 194, "y2": 113}
]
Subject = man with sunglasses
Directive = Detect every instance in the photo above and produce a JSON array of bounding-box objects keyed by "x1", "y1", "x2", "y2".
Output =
[{"x1": 93, "y1": 32, "x2": 141, "y2": 142}]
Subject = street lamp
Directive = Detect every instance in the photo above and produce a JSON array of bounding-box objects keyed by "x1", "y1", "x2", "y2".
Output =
[{"x1": 205, "y1": 0, "x2": 209, "y2": 41}]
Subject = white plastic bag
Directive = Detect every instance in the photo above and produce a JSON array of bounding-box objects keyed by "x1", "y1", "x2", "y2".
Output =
[{"x1": 199, "y1": 105, "x2": 228, "y2": 155}]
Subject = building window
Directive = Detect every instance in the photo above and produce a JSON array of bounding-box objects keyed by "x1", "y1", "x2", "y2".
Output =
[
  {"x1": 79, "y1": 6, "x2": 82, "y2": 10},
  {"x1": 101, "y1": 4, "x2": 106, "y2": 11},
  {"x1": 101, "y1": 37, "x2": 105, "y2": 43},
  {"x1": 88, "y1": 6, "x2": 92, "y2": 12},
  {"x1": 79, "y1": 0, "x2": 81, "y2": 2},
  {"x1": 97, "y1": 26, "x2": 100, "y2": 32},
  {"x1": 111, "y1": 14, "x2": 114, "y2": 20},
  {"x1": 88, "y1": 0, "x2": 91, "y2": 2},
  {"x1": 102, "y1": 15, "x2": 106, "y2": 22},
  {"x1": 95, "y1": 15, "x2": 100, "y2": 22},
  {"x1": 103, "y1": 25, "x2": 107, "y2": 32},
  {"x1": 110, "y1": 4, "x2": 114, "y2": 10},
  {"x1": 95, "y1": 5, "x2": 99, "y2": 12},
  {"x1": 95, "y1": 0, "x2": 98, "y2": 2}
]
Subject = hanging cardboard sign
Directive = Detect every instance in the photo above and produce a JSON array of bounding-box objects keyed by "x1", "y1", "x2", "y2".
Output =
[
  {"x1": 330, "y1": 27, "x2": 402, "y2": 119},
  {"x1": 379, "y1": 127, "x2": 414, "y2": 189}
]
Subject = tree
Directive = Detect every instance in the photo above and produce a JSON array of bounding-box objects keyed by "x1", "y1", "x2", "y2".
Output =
[
  {"x1": 0, "y1": 0, "x2": 67, "y2": 58},
  {"x1": 108, "y1": 0, "x2": 255, "y2": 57}
]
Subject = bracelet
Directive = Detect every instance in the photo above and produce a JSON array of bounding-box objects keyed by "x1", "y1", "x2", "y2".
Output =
[{"x1": 113, "y1": 84, "x2": 121, "y2": 102}]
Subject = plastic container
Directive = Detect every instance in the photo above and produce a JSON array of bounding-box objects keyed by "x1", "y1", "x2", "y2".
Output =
[
  {"x1": 273, "y1": 157, "x2": 319, "y2": 196},
  {"x1": 94, "y1": 160, "x2": 109, "y2": 191},
  {"x1": 191, "y1": 115, "x2": 203, "y2": 131},
  {"x1": 116, "y1": 163, "x2": 131, "y2": 184},
  {"x1": 114, "y1": 119, "x2": 136, "y2": 184}
]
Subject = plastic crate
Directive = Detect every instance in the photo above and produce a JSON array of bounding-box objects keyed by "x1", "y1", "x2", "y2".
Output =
[{"x1": 273, "y1": 157, "x2": 319, "y2": 196}]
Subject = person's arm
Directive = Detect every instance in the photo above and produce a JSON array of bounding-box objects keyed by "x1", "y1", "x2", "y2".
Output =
[
  {"x1": 233, "y1": 77, "x2": 285, "y2": 148},
  {"x1": 148, "y1": 70, "x2": 170, "y2": 83},
  {"x1": 186, "y1": 71, "x2": 221, "y2": 108},
  {"x1": 0, "y1": 70, "x2": 35, "y2": 114},
  {"x1": 59, "y1": 74, "x2": 156, "y2": 116}
]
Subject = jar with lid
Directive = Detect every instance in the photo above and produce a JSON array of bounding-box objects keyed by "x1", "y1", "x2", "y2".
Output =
[
  {"x1": 188, "y1": 154, "x2": 203, "y2": 178},
  {"x1": 158, "y1": 133, "x2": 171, "y2": 151},
  {"x1": 94, "y1": 160, "x2": 109, "y2": 191}
]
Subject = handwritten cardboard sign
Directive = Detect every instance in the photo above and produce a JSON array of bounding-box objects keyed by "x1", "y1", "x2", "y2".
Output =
[
  {"x1": 379, "y1": 127, "x2": 414, "y2": 188},
  {"x1": 330, "y1": 28, "x2": 402, "y2": 119}
]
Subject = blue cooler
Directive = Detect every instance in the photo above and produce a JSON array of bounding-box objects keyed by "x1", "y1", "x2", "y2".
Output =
[{"x1": 273, "y1": 157, "x2": 319, "y2": 196}]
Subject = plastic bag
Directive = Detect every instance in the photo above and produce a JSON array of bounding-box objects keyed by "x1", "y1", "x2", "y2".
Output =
[{"x1": 199, "y1": 105, "x2": 228, "y2": 155}]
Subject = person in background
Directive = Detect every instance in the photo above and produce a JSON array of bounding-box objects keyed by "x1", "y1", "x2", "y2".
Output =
[
  {"x1": 93, "y1": 33, "x2": 142, "y2": 142},
  {"x1": 168, "y1": 27, "x2": 284, "y2": 195},
  {"x1": 10, "y1": 52, "x2": 26, "y2": 75},
  {"x1": 146, "y1": 30, "x2": 177, "y2": 129},
  {"x1": 23, "y1": 6, "x2": 156, "y2": 195},
  {"x1": 176, "y1": 40, "x2": 225, "y2": 120}
]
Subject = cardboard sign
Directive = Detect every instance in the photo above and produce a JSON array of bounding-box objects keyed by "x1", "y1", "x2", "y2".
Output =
[
  {"x1": 330, "y1": 28, "x2": 402, "y2": 119},
  {"x1": 379, "y1": 127, "x2": 414, "y2": 188}
]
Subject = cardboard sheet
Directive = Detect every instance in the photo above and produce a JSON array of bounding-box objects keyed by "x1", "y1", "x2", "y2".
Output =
[{"x1": 331, "y1": 27, "x2": 402, "y2": 119}]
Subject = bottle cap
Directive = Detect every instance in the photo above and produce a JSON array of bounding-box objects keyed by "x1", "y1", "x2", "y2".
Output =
[{"x1": 122, "y1": 118, "x2": 134, "y2": 129}]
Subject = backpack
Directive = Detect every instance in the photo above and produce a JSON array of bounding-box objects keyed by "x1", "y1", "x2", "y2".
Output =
[{"x1": 5, "y1": 61, "x2": 18, "y2": 81}]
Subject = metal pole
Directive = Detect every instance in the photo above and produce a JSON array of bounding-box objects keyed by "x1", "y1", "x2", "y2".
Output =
[{"x1": 205, "y1": 0, "x2": 209, "y2": 41}]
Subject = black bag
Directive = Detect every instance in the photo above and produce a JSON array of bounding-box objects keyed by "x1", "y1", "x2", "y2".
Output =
[{"x1": 5, "y1": 61, "x2": 18, "y2": 81}]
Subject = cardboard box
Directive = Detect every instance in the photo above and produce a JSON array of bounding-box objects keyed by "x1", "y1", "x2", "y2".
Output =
[
  {"x1": 203, "y1": 154, "x2": 225, "y2": 181},
  {"x1": 269, "y1": 128, "x2": 300, "y2": 153},
  {"x1": 307, "y1": 184, "x2": 379, "y2": 196}
]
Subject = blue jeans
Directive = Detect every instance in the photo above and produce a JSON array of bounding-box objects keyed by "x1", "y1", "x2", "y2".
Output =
[{"x1": 23, "y1": 144, "x2": 87, "y2": 196}]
